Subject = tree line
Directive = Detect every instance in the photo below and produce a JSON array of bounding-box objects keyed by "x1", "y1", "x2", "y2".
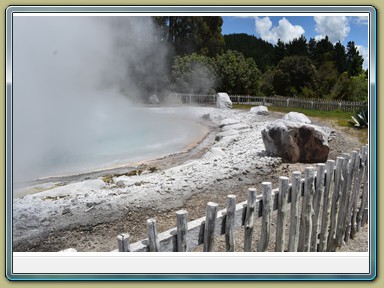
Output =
[{"x1": 120, "y1": 16, "x2": 368, "y2": 102}]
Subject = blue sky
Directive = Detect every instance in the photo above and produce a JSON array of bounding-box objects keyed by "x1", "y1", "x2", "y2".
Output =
[{"x1": 222, "y1": 16, "x2": 369, "y2": 68}]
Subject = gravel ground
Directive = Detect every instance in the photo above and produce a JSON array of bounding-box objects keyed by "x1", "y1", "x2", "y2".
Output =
[{"x1": 12, "y1": 107, "x2": 369, "y2": 252}]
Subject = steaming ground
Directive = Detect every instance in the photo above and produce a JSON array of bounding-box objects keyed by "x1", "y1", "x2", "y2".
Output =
[{"x1": 12, "y1": 107, "x2": 366, "y2": 252}]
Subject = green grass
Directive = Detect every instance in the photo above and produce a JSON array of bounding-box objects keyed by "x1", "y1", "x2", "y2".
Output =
[
  {"x1": 233, "y1": 104, "x2": 352, "y2": 121},
  {"x1": 232, "y1": 104, "x2": 368, "y2": 145}
]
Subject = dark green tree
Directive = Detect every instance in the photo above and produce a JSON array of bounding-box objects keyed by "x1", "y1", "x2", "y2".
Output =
[
  {"x1": 260, "y1": 67, "x2": 276, "y2": 96},
  {"x1": 272, "y1": 56, "x2": 317, "y2": 97},
  {"x1": 346, "y1": 41, "x2": 364, "y2": 77},
  {"x1": 198, "y1": 17, "x2": 226, "y2": 57},
  {"x1": 316, "y1": 61, "x2": 339, "y2": 98},
  {"x1": 215, "y1": 50, "x2": 262, "y2": 95},
  {"x1": 307, "y1": 37, "x2": 317, "y2": 61},
  {"x1": 170, "y1": 53, "x2": 217, "y2": 94},
  {"x1": 286, "y1": 35, "x2": 308, "y2": 57},
  {"x1": 333, "y1": 41, "x2": 348, "y2": 74},
  {"x1": 153, "y1": 16, "x2": 225, "y2": 57},
  {"x1": 273, "y1": 39, "x2": 287, "y2": 66},
  {"x1": 350, "y1": 73, "x2": 368, "y2": 101},
  {"x1": 330, "y1": 72, "x2": 353, "y2": 100},
  {"x1": 311, "y1": 36, "x2": 334, "y2": 68},
  {"x1": 224, "y1": 33, "x2": 274, "y2": 72},
  {"x1": 332, "y1": 72, "x2": 368, "y2": 101}
]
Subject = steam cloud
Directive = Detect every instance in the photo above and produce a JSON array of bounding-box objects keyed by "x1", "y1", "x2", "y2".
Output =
[{"x1": 12, "y1": 16, "x2": 182, "y2": 182}]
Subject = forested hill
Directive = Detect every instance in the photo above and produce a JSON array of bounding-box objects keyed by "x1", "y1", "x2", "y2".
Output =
[
  {"x1": 115, "y1": 16, "x2": 367, "y2": 103},
  {"x1": 224, "y1": 33, "x2": 274, "y2": 72}
]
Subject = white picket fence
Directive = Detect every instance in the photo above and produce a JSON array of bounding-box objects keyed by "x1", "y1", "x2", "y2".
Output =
[{"x1": 170, "y1": 93, "x2": 366, "y2": 112}]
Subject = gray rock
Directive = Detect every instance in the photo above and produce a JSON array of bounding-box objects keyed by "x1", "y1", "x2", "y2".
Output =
[
  {"x1": 219, "y1": 117, "x2": 240, "y2": 128},
  {"x1": 261, "y1": 119, "x2": 329, "y2": 163},
  {"x1": 201, "y1": 113, "x2": 210, "y2": 120},
  {"x1": 216, "y1": 92, "x2": 232, "y2": 109},
  {"x1": 149, "y1": 94, "x2": 160, "y2": 105},
  {"x1": 250, "y1": 105, "x2": 269, "y2": 115},
  {"x1": 116, "y1": 180, "x2": 125, "y2": 188},
  {"x1": 282, "y1": 112, "x2": 311, "y2": 123},
  {"x1": 221, "y1": 123, "x2": 249, "y2": 132}
]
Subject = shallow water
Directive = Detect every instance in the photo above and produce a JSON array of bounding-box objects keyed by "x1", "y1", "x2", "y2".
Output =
[{"x1": 13, "y1": 107, "x2": 206, "y2": 182}]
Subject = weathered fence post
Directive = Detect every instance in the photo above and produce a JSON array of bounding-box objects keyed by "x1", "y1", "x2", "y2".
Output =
[
  {"x1": 335, "y1": 154, "x2": 351, "y2": 248},
  {"x1": 310, "y1": 163, "x2": 326, "y2": 252},
  {"x1": 327, "y1": 157, "x2": 344, "y2": 251},
  {"x1": 244, "y1": 188, "x2": 257, "y2": 252},
  {"x1": 288, "y1": 172, "x2": 302, "y2": 252},
  {"x1": 357, "y1": 145, "x2": 369, "y2": 232},
  {"x1": 225, "y1": 195, "x2": 237, "y2": 252},
  {"x1": 203, "y1": 202, "x2": 218, "y2": 252},
  {"x1": 319, "y1": 160, "x2": 335, "y2": 252},
  {"x1": 275, "y1": 177, "x2": 289, "y2": 252},
  {"x1": 176, "y1": 210, "x2": 188, "y2": 252},
  {"x1": 117, "y1": 233, "x2": 130, "y2": 252},
  {"x1": 298, "y1": 167, "x2": 315, "y2": 252},
  {"x1": 147, "y1": 218, "x2": 160, "y2": 252},
  {"x1": 345, "y1": 151, "x2": 360, "y2": 242},
  {"x1": 258, "y1": 182, "x2": 272, "y2": 252}
]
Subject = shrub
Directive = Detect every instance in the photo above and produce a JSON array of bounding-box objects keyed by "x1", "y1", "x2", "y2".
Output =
[{"x1": 351, "y1": 106, "x2": 368, "y2": 128}]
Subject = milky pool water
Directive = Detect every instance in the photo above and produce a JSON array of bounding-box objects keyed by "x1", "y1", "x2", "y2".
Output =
[{"x1": 13, "y1": 107, "x2": 206, "y2": 182}]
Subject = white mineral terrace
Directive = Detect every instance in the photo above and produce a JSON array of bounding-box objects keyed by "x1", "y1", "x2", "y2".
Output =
[{"x1": 13, "y1": 107, "x2": 283, "y2": 244}]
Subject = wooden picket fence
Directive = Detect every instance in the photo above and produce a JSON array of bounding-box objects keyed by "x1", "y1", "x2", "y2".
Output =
[
  {"x1": 111, "y1": 145, "x2": 369, "y2": 253},
  {"x1": 230, "y1": 95, "x2": 366, "y2": 112},
  {"x1": 170, "y1": 93, "x2": 365, "y2": 112},
  {"x1": 171, "y1": 93, "x2": 216, "y2": 106}
]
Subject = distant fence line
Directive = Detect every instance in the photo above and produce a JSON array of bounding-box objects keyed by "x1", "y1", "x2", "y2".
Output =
[
  {"x1": 171, "y1": 93, "x2": 366, "y2": 112},
  {"x1": 62, "y1": 145, "x2": 369, "y2": 252}
]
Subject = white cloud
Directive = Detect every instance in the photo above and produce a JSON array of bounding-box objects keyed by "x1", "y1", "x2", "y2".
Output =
[
  {"x1": 314, "y1": 34, "x2": 325, "y2": 42},
  {"x1": 356, "y1": 45, "x2": 369, "y2": 70},
  {"x1": 254, "y1": 16, "x2": 305, "y2": 45},
  {"x1": 314, "y1": 16, "x2": 350, "y2": 43},
  {"x1": 354, "y1": 16, "x2": 368, "y2": 25}
]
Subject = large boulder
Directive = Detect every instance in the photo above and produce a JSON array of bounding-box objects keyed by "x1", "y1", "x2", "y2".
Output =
[
  {"x1": 261, "y1": 119, "x2": 329, "y2": 163},
  {"x1": 216, "y1": 92, "x2": 232, "y2": 109},
  {"x1": 250, "y1": 105, "x2": 269, "y2": 115},
  {"x1": 282, "y1": 112, "x2": 311, "y2": 123}
]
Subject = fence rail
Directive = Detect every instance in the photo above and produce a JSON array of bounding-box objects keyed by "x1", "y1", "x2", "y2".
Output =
[
  {"x1": 99, "y1": 145, "x2": 369, "y2": 253},
  {"x1": 170, "y1": 93, "x2": 366, "y2": 112}
]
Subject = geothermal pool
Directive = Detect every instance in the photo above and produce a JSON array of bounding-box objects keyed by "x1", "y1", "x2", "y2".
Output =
[{"x1": 13, "y1": 107, "x2": 207, "y2": 182}]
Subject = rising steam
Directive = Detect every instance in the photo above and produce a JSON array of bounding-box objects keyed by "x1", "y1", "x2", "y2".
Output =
[{"x1": 12, "y1": 15, "x2": 199, "y2": 182}]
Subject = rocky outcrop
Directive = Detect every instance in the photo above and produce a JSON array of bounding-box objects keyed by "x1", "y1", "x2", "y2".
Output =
[
  {"x1": 261, "y1": 119, "x2": 330, "y2": 163},
  {"x1": 216, "y1": 92, "x2": 232, "y2": 109},
  {"x1": 215, "y1": 117, "x2": 250, "y2": 142},
  {"x1": 250, "y1": 105, "x2": 269, "y2": 115}
]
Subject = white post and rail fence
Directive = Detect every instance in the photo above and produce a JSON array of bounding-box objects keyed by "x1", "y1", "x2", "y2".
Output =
[{"x1": 171, "y1": 93, "x2": 366, "y2": 112}]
